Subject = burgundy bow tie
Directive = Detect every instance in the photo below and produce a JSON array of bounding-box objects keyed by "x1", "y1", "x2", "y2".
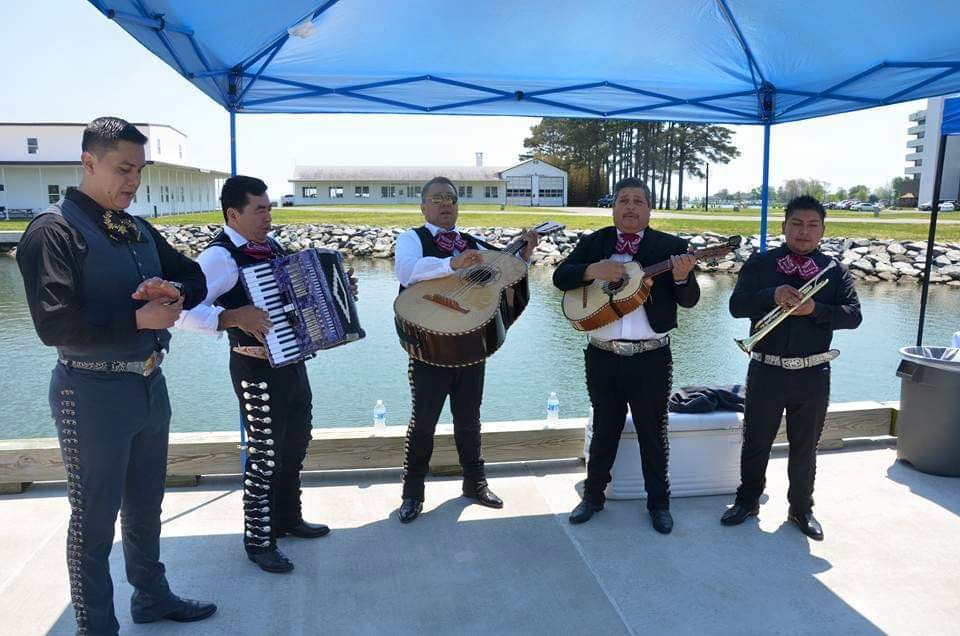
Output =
[
  {"x1": 776, "y1": 252, "x2": 820, "y2": 280},
  {"x1": 241, "y1": 241, "x2": 273, "y2": 261},
  {"x1": 434, "y1": 230, "x2": 467, "y2": 253},
  {"x1": 614, "y1": 233, "x2": 642, "y2": 256}
]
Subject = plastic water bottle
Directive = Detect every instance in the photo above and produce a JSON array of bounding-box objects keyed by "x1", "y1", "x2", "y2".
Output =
[
  {"x1": 546, "y1": 392, "x2": 560, "y2": 422},
  {"x1": 373, "y1": 400, "x2": 387, "y2": 431}
]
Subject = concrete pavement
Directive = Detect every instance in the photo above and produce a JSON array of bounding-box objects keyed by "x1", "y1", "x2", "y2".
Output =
[{"x1": 1, "y1": 446, "x2": 958, "y2": 635}]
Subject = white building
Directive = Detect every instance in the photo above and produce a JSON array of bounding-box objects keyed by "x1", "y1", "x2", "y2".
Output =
[
  {"x1": 0, "y1": 123, "x2": 229, "y2": 219},
  {"x1": 905, "y1": 97, "x2": 960, "y2": 205},
  {"x1": 288, "y1": 157, "x2": 567, "y2": 207}
]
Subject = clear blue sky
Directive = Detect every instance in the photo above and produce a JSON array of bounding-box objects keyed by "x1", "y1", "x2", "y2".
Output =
[{"x1": 3, "y1": 1, "x2": 924, "y2": 199}]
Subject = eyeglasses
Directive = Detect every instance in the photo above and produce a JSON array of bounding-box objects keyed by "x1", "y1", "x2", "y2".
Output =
[{"x1": 427, "y1": 193, "x2": 458, "y2": 204}]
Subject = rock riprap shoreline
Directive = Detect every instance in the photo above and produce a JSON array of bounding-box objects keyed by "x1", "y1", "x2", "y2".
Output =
[{"x1": 154, "y1": 224, "x2": 960, "y2": 287}]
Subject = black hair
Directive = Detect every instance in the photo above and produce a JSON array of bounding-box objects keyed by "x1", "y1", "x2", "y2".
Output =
[
  {"x1": 612, "y1": 177, "x2": 653, "y2": 206},
  {"x1": 421, "y1": 176, "x2": 457, "y2": 203},
  {"x1": 220, "y1": 175, "x2": 268, "y2": 222},
  {"x1": 81, "y1": 117, "x2": 148, "y2": 157},
  {"x1": 784, "y1": 194, "x2": 826, "y2": 221}
]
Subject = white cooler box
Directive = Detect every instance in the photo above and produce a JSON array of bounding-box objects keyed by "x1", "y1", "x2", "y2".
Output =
[{"x1": 584, "y1": 410, "x2": 743, "y2": 500}]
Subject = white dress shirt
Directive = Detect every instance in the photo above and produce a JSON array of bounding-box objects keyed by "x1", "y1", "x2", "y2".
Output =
[
  {"x1": 395, "y1": 223, "x2": 487, "y2": 287},
  {"x1": 588, "y1": 230, "x2": 667, "y2": 342},
  {"x1": 175, "y1": 225, "x2": 251, "y2": 336}
]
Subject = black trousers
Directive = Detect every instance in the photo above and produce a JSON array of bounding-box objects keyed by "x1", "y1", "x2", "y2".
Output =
[
  {"x1": 402, "y1": 358, "x2": 486, "y2": 500},
  {"x1": 50, "y1": 363, "x2": 179, "y2": 636},
  {"x1": 229, "y1": 353, "x2": 313, "y2": 554},
  {"x1": 583, "y1": 345, "x2": 672, "y2": 510},
  {"x1": 736, "y1": 360, "x2": 830, "y2": 513}
]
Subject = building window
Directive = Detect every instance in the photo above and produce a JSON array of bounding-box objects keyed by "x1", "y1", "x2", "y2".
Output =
[
  {"x1": 180, "y1": 186, "x2": 185, "y2": 202},
  {"x1": 27, "y1": 138, "x2": 38, "y2": 154},
  {"x1": 406, "y1": 185, "x2": 422, "y2": 198},
  {"x1": 163, "y1": 185, "x2": 170, "y2": 202},
  {"x1": 381, "y1": 186, "x2": 396, "y2": 198},
  {"x1": 458, "y1": 185, "x2": 473, "y2": 198},
  {"x1": 354, "y1": 185, "x2": 370, "y2": 198},
  {"x1": 506, "y1": 188, "x2": 532, "y2": 197},
  {"x1": 539, "y1": 188, "x2": 563, "y2": 198},
  {"x1": 157, "y1": 138, "x2": 161, "y2": 154},
  {"x1": 0, "y1": 184, "x2": 4, "y2": 192},
  {"x1": 47, "y1": 185, "x2": 60, "y2": 204},
  {"x1": 146, "y1": 185, "x2": 151, "y2": 203},
  {"x1": 328, "y1": 186, "x2": 344, "y2": 198},
  {"x1": 178, "y1": 145, "x2": 183, "y2": 159},
  {"x1": 484, "y1": 186, "x2": 499, "y2": 198},
  {"x1": 302, "y1": 186, "x2": 318, "y2": 198}
]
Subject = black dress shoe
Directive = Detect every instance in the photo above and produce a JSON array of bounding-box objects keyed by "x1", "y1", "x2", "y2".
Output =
[
  {"x1": 649, "y1": 509, "x2": 674, "y2": 534},
  {"x1": 788, "y1": 510, "x2": 824, "y2": 541},
  {"x1": 132, "y1": 597, "x2": 218, "y2": 624},
  {"x1": 247, "y1": 548, "x2": 295, "y2": 573},
  {"x1": 398, "y1": 498, "x2": 423, "y2": 524},
  {"x1": 463, "y1": 486, "x2": 504, "y2": 509},
  {"x1": 720, "y1": 503, "x2": 760, "y2": 526},
  {"x1": 277, "y1": 520, "x2": 331, "y2": 539},
  {"x1": 568, "y1": 499, "x2": 603, "y2": 524}
]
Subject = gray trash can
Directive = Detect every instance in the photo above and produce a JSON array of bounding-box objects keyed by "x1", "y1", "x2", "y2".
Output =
[{"x1": 896, "y1": 347, "x2": 960, "y2": 476}]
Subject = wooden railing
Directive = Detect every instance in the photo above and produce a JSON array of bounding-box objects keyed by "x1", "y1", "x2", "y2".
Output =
[{"x1": 0, "y1": 401, "x2": 898, "y2": 494}]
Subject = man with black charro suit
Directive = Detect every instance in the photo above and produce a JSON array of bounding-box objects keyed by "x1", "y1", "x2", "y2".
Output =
[
  {"x1": 553, "y1": 177, "x2": 698, "y2": 535},
  {"x1": 393, "y1": 176, "x2": 538, "y2": 523}
]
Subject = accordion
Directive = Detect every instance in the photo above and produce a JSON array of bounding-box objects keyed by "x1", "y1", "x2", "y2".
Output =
[{"x1": 240, "y1": 248, "x2": 365, "y2": 367}]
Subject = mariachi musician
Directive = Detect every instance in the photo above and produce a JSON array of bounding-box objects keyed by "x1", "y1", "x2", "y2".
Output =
[
  {"x1": 553, "y1": 177, "x2": 698, "y2": 535},
  {"x1": 178, "y1": 176, "x2": 357, "y2": 573},
  {"x1": 394, "y1": 176, "x2": 538, "y2": 524},
  {"x1": 721, "y1": 195, "x2": 861, "y2": 541}
]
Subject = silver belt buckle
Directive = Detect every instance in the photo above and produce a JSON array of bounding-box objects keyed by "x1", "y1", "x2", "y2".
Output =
[
  {"x1": 781, "y1": 357, "x2": 804, "y2": 370},
  {"x1": 611, "y1": 341, "x2": 634, "y2": 356}
]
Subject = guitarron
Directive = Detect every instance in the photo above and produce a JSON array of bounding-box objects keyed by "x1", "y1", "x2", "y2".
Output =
[
  {"x1": 562, "y1": 236, "x2": 741, "y2": 331},
  {"x1": 394, "y1": 221, "x2": 564, "y2": 367}
]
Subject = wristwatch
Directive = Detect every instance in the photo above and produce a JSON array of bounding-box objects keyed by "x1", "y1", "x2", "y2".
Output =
[{"x1": 170, "y1": 281, "x2": 184, "y2": 301}]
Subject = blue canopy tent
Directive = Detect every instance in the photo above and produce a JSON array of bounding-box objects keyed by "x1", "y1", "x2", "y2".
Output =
[
  {"x1": 916, "y1": 96, "x2": 960, "y2": 345},
  {"x1": 88, "y1": 0, "x2": 960, "y2": 343}
]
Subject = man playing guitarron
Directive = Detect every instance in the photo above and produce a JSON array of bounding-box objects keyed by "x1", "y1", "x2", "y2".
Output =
[{"x1": 394, "y1": 176, "x2": 538, "y2": 524}]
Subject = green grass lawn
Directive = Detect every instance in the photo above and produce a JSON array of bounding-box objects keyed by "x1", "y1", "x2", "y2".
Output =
[{"x1": 3, "y1": 208, "x2": 959, "y2": 241}]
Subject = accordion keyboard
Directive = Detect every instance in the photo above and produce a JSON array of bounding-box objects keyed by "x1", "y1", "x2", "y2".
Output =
[{"x1": 242, "y1": 262, "x2": 302, "y2": 365}]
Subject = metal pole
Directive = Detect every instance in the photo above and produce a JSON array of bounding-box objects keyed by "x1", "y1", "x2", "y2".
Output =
[
  {"x1": 229, "y1": 110, "x2": 237, "y2": 176},
  {"x1": 916, "y1": 133, "x2": 948, "y2": 346},
  {"x1": 704, "y1": 163, "x2": 709, "y2": 211},
  {"x1": 759, "y1": 123, "x2": 771, "y2": 253}
]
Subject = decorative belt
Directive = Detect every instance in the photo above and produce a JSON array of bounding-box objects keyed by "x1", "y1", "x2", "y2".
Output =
[
  {"x1": 589, "y1": 336, "x2": 670, "y2": 356},
  {"x1": 232, "y1": 346, "x2": 269, "y2": 360},
  {"x1": 58, "y1": 350, "x2": 164, "y2": 377},
  {"x1": 751, "y1": 349, "x2": 840, "y2": 370}
]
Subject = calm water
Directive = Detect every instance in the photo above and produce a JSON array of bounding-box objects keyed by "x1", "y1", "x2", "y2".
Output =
[{"x1": 2, "y1": 257, "x2": 959, "y2": 440}]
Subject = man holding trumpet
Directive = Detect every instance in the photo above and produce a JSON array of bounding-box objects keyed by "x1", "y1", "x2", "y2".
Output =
[{"x1": 722, "y1": 195, "x2": 861, "y2": 540}]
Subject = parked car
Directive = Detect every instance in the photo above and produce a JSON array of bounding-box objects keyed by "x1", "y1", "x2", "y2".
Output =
[
  {"x1": 919, "y1": 200, "x2": 955, "y2": 211},
  {"x1": 851, "y1": 202, "x2": 880, "y2": 212},
  {"x1": 597, "y1": 194, "x2": 614, "y2": 207},
  {"x1": 281, "y1": 194, "x2": 295, "y2": 207}
]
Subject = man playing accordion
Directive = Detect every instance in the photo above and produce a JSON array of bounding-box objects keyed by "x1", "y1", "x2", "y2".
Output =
[
  {"x1": 178, "y1": 176, "x2": 353, "y2": 573},
  {"x1": 722, "y1": 195, "x2": 861, "y2": 540}
]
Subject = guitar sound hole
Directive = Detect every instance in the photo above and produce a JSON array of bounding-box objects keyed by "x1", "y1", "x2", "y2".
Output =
[
  {"x1": 603, "y1": 278, "x2": 626, "y2": 294},
  {"x1": 466, "y1": 266, "x2": 496, "y2": 285}
]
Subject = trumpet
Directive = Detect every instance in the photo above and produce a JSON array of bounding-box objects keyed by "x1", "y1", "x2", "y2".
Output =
[{"x1": 735, "y1": 260, "x2": 837, "y2": 355}]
